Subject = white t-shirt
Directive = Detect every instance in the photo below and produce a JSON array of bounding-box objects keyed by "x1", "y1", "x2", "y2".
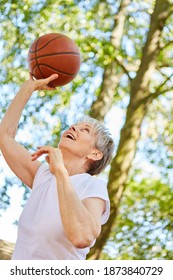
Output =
[{"x1": 12, "y1": 164, "x2": 110, "y2": 260}]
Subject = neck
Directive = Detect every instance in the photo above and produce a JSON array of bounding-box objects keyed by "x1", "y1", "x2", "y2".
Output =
[{"x1": 61, "y1": 150, "x2": 87, "y2": 176}]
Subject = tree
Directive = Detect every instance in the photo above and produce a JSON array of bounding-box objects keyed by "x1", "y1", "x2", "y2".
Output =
[
  {"x1": 0, "y1": 0, "x2": 173, "y2": 260},
  {"x1": 88, "y1": 0, "x2": 173, "y2": 259}
]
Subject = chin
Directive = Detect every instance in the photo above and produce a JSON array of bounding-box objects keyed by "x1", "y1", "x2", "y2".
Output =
[{"x1": 58, "y1": 139, "x2": 73, "y2": 152}]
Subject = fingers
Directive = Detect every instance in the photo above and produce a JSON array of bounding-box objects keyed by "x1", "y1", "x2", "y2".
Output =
[
  {"x1": 43, "y1": 84, "x2": 56, "y2": 90},
  {"x1": 45, "y1": 155, "x2": 50, "y2": 164},
  {"x1": 27, "y1": 72, "x2": 58, "y2": 90},
  {"x1": 31, "y1": 146, "x2": 48, "y2": 161},
  {"x1": 31, "y1": 146, "x2": 61, "y2": 161},
  {"x1": 40, "y1": 74, "x2": 58, "y2": 87},
  {"x1": 36, "y1": 74, "x2": 59, "y2": 90},
  {"x1": 47, "y1": 74, "x2": 59, "y2": 82},
  {"x1": 31, "y1": 146, "x2": 66, "y2": 175},
  {"x1": 45, "y1": 74, "x2": 59, "y2": 89},
  {"x1": 29, "y1": 73, "x2": 58, "y2": 82}
]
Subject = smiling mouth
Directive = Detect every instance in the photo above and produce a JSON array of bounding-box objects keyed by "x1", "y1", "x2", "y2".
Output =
[{"x1": 65, "y1": 133, "x2": 76, "y2": 140}]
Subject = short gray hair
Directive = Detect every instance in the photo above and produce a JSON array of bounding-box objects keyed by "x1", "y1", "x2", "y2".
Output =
[{"x1": 77, "y1": 115, "x2": 115, "y2": 175}]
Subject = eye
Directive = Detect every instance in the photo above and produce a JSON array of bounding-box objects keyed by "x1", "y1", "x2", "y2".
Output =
[{"x1": 81, "y1": 128, "x2": 90, "y2": 132}]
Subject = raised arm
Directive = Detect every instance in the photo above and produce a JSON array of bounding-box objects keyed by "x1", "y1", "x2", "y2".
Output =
[{"x1": 0, "y1": 74, "x2": 58, "y2": 188}]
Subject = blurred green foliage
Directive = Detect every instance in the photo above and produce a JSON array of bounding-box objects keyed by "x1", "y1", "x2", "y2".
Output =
[
  {"x1": 0, "y1": 0, "x2": 173, "y2": 259},
  {"x1": 102, "y1": 173, "x2": 173, "y2": 259}
]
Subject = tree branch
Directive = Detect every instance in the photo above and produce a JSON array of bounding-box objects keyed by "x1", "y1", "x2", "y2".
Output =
[
  {"x1": 114, "y1": 56, "x2": 132, "y2": 80},
  {"x1": 148, "y1": 72, "x2": 173, "y2": 101},
  {"x1": 159, "y1": 40, "x2": 173, "y2": 51}
]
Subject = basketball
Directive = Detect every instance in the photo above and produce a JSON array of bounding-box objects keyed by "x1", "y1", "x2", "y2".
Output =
[{"x1": 27, "y1": 33, "x2": 81, "y2": 87}]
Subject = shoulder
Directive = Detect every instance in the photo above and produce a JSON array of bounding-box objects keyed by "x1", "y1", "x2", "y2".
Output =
[
  {"x1": 71, "y1": 172, "x2": 107, "y2": 186},
  {"x1": 71, "y1": 172, "x2": 109, "y2": 203},
  {"x1": 85, "y1": 174, "x2": 109, "y2": 198}
]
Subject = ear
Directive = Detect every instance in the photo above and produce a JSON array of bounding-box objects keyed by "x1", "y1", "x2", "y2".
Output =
[{"x1": 86, "y1": 149, "x2": 103, "y2": 161}]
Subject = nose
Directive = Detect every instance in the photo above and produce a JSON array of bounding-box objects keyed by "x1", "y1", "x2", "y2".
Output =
[{"x1": 70, "y1": 125, "x2": 77, "y2": 131}]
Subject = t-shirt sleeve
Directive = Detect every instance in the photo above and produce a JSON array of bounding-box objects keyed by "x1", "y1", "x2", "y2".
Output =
[{"x1": 80, "y1": 176, "x2": 110, "y2": 225}]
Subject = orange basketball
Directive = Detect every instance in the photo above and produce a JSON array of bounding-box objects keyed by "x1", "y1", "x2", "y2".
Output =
[{"x1": 27, "y1": 33, "x2": 81, "y2": 87}]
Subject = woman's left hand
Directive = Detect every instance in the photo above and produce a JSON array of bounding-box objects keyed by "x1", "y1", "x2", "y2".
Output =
[{"x1": 31, "y1": 146, "x2": 67, "y2": 175}]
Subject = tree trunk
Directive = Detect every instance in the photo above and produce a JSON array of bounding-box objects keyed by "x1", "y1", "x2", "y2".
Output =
[
  {"x1": 88, "y1": 0, "x2": 171, "y2": 259},
  {"x1": 0, "y1": 239, "x2": 14, "y2": 260},
  {"x1": 90, "y1": 0, "x2": 131, "y2": 121}
]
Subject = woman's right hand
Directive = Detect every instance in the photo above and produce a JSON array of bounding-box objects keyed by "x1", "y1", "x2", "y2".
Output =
[{"x1": 21, "y1": 73, "x2": 59, "y2": 92}]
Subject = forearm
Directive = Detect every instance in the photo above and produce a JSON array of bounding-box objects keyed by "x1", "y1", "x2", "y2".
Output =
[
  {"x1": 55, "y1": 169, "x2": 98, "y2": 248},
  {"x1": 0, "y1": 74, "x2": 57, "y2": 140}
]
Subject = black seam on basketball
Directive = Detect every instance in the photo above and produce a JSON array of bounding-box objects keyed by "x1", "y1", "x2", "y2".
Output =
[
  {"x1": 31, "y1": 63, "x2": 76, "y2": 76},
  {"x1": 28, "y1": 52, "x2": 80, "y2": 61},
  {"x1": 35, "y1": 38, "x2": 45, "y2": 79},
  {"x1": 29, "y1": 35, "x2": 64, "y2": 53}
]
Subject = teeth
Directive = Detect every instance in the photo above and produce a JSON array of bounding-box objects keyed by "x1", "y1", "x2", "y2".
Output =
[{"x1": 66, "y1": 133, "x2": 75, "y2": 140}]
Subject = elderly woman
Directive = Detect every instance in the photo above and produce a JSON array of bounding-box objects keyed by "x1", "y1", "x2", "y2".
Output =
[{"x1": 0, "y1": 74, "x2": 114, "y2": 260}]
